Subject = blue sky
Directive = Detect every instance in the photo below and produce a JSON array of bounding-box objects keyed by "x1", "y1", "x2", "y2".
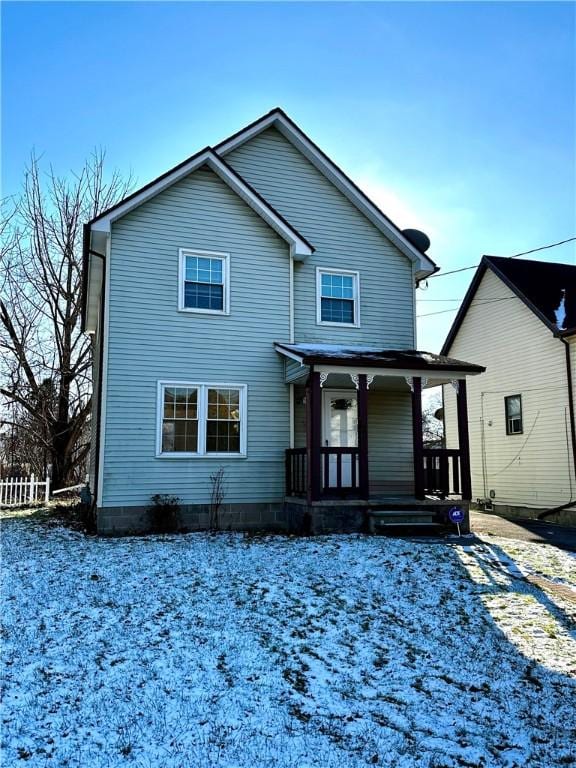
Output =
[{"x1": 2, "y1": 1, "x2": 575, "y2": 351}]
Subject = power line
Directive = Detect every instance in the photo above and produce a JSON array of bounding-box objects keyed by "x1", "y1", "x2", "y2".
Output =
[
  {"x1": 426, "y1": 236, "x2": 576, "y2": 280},
  {"x1": 417, "y1": 296, "x2": 515, "y2": 302},
  {"x1": 417, "y1": 295, "x2": 517, "y2": 318}
]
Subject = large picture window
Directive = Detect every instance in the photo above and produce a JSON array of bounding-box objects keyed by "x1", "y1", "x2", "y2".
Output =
[
  {"x1": 178, "y1": 249, "x2": 229, "y2": 314},
  {"x1": 157, "y1": 382, "x2": 246, "y2": 457},
  {"x1": 316, "y1": 268, "x2": 360, "y2": 326},
  {"x1": 505, "y1": 394, "x2": 523, "y2": 435}
]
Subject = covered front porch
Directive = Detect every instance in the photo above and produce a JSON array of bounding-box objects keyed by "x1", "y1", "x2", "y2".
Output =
[{"x1": 276, "y1": 343, "x2": 484, "y2": 530}]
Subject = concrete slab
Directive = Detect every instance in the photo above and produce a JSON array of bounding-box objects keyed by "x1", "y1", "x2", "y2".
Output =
[{"x1": 470, "y1": 510, "x2": 576, "y2": 553}]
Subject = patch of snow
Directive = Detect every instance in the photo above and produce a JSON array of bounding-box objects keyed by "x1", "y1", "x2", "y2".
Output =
[
  {"x1": 2, "y1": 519, "x2": 575, "y2": 767},
  {"x1": 555, "y1": 289, "x2": 567, "y2": 330}
]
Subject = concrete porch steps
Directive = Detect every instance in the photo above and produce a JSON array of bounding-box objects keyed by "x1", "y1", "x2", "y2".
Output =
[{"x1": 284, "y1": 496, "x2": 468, "y2": 535}]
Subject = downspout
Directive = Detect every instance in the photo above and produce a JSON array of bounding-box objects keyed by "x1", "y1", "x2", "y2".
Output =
[
  {"x1": 86, "y1": 243, "x2": 107, "y2": 525},
  {"x1": 289, "y1": 253, "x2": 295, "y2": 448},
  {"x1": 412, "y1": 263, "x2": 418, "y2": 349},
  {"x1": 289, "y1": 253, "x2": 295, "y2": 344}
]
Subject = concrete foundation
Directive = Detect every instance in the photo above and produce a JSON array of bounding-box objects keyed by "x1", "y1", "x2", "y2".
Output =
[
  {"x1": 97, "y1": 502, "x2": 295, "y2": 536},
  {"x1": 97, "y1": 497, "x2": 470, "y2": 536}
]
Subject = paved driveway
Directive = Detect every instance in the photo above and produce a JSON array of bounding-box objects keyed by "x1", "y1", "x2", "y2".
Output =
[{"x1": 471, "y1": 510, "x2": 576, "y2": 552}]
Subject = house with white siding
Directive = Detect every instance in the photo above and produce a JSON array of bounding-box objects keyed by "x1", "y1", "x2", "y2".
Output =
[
  {"x1": 442, "y1": 256, "x2": 576, "y2": 519},
  {"x1": 82, "y1": 108, "x2": 484, "y2": 534}
]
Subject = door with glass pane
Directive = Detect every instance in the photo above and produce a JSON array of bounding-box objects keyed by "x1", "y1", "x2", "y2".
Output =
[{"x1": 322, "y1": 390, "x2": 358, "y2": 488}]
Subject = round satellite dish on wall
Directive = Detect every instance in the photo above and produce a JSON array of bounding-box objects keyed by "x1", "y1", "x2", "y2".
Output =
[{"x1": 402, "y1": 229, "x2": 431, "y2": 253}]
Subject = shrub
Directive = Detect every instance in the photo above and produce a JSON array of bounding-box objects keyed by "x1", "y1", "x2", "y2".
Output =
[{"x1": 148, "y1": 493, "x2": 181, "y2": 534}]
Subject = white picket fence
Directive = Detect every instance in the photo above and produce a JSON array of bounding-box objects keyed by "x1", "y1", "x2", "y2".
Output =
[{"x1": 0, "y1": 474, "x2": 50, "y2": 507}]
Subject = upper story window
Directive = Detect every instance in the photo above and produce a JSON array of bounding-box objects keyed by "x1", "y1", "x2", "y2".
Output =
[
  {"x1": 158, "y1": 382, "x2": 246, "y2": 457},
  {"x1": 316, "y1": 268, "x2": 360, "y2": 326},
  {"x1": 178, "y1": 249, "x2": 230, "y2": 315},
  {"x1": 505, "y1": 395, "x2": 523, "y2": 435}
]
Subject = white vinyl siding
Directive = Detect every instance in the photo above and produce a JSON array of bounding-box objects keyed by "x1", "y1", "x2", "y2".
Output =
[{"x1": 444, "y1": 268, "x2": 576, "y2": 509}]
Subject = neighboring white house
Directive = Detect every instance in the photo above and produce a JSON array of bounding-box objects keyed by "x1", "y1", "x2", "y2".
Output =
[
  {"x1": 442, "y1": 255, "x2": 576, "y2": 517},
  {"x1": 82, "y1": 108, "x2": 484, "y2": 534}
]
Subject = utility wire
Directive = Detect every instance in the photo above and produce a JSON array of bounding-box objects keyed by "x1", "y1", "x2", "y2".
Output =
[
  {"x1": 417, "y1": 295, "x2": 516, "y2": 318},
  {"x1": 427, "y1": 236, "x2": 576, "y2": 280},
  {"x1": 417, "y1": 296, "x2": 516, "y2": 302}
]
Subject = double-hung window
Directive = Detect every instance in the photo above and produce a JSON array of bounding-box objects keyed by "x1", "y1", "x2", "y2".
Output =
[
  {"x1": 158, "y1": 382, "x2": 246, "y2": 457},
  {"x1": 505, "y1": 395, "x2": 523, "y2": 435},
  {"x1": 317, "y1": 268, "x2": 360, "y2": 326},
  {"x1": 179, "y1": 249, "x2": 229, "y2": 314}
]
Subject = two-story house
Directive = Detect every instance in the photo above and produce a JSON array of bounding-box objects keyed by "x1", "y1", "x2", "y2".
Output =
[
  {"x1": 82, "y1": 108, "x2": 484, "y2": 534},
  {"x1": 442, "y1": 256, "x2": 576, "y2": 520}
]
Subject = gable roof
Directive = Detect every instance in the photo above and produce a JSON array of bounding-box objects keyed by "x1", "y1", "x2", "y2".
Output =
[
  {"x1": 83, "y1": 108, "x2": 440, "y2": 331},
  {"x1": 87, "y1": 147, "x2": 314, "y2": 258},
  {"x1": 215, "y1": 108, "x2": 439, "y2": 280},
  {"x1": 82, "y1": 146, "x2": 314, "y2": 331},
  {"x1": 441, "y1": 255, "x2": 576, "y2": 355}
]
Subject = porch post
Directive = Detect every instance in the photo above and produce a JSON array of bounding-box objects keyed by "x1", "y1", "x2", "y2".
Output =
[
  {"x1": 357, "y1": 373, "x2": 369, "y2": 500},
  {"x1": 307, "y1": 369, "x2": 322, "y2": 503},
  {"x1": 456, "y1": 378, "x2": 472, "y2": 501},
  {"x1": 411, "y1": 376, "x2": 425, "y2": 500}
]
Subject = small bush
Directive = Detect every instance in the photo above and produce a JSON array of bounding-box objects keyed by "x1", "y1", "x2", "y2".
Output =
[
  {"x1": 209, "y1": 467, "x2": 226, "y2": 530},
  {"x1": 148, "y1": 493, "x2": 181, "y2": 534}
]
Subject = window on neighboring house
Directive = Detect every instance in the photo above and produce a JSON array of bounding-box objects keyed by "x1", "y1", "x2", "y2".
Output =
[
  {"x1": 505, "y1": 395, "x2": 523, "y2": 435},
  {"x1": 179, "y1": 249, "x2": 229, "y2": 314},
  {"x1": 317, "y1": 268, "x2": 360, "y2": 326},
  {"x1": 158, "y1": 382, "x2": 246, "y2": 456}
]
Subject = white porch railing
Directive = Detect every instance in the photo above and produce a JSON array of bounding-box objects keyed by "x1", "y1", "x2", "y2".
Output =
[{"x1": 0, "y1": 474, "x2": 50, "y2": 507}]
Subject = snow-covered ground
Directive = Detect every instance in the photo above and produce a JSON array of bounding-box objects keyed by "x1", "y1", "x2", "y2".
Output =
[{"x1": 2, "y1": 516, "x2": 575, "y2": 768}]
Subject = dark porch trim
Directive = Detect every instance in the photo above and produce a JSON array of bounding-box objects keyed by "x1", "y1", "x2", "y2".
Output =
[
  {"x1": 456, "y1": 379, "x2": 472, "y2": 500},
  {"x1": 357, "y1": 374, "x2": 369, "y2": 500},
  {"x1": 411, "y1": 377, "x2": 425, "y2": 500},
  {"x1": 307, "y1": 369, "x2": 322, "y2": 503}
]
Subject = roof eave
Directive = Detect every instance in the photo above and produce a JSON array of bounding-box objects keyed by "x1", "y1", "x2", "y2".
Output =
[{"x1": 274, "y1": 343, "x2": 485, "y2": 375}]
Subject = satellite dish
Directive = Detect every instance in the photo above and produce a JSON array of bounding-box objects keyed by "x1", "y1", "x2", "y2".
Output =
[{"x1": 402, "y1": 229, "x2": 431, "y2": 253}]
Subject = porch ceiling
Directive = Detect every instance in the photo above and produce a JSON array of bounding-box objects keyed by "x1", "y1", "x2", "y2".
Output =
[{"x1": 275, "y1": 342, "x2": 485, "y2": 387}]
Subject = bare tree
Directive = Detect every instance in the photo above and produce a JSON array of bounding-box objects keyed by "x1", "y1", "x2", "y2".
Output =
[
  {"x1": 0, "y1": 152, "x2": 131, "y2": 489},
  {"x1": 422, "y1": 391, "x2": 444, "y2": 448}
]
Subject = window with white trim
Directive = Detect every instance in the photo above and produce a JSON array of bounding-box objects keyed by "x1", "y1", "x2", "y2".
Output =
[
  {"x1": 317, "y1": 268, "x2": 359, "y2": 326},
  {"x1": 158, "y1": 382, "x2": 246, "y2": 456},
  {"x1": 161, "y1": 386, "x2": 198, "y2": 453},
  {"x1": 179, "y1": 249, "x2": 229, "y2": 314}
]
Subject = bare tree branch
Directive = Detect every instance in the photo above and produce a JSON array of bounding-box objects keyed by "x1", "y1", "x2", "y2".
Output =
[{"x1": 0, "y1": 151, "x2": 132, "y2": 487}]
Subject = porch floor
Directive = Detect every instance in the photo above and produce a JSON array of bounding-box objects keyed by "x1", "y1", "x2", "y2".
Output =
[{"x1": 285, "y1": 495, "x2": 463, "y2": 507}]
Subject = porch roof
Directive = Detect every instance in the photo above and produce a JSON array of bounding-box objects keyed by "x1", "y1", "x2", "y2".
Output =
[{"x1": 275, "y1": 342, "x2": 485, "y2": 375}]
